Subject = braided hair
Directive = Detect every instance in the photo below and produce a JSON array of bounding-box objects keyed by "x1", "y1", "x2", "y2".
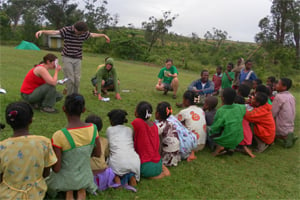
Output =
[{"x1": 6, "y1": 101, "x2": 33, "y2": 130}]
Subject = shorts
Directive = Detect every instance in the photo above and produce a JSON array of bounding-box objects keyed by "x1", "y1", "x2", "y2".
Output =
[
  {"x1": 141, "y1": 159, "x2": 162, "y2": 178},
  {"x1": 163, "y1": 83, "x2": 173, "y2": 91}
]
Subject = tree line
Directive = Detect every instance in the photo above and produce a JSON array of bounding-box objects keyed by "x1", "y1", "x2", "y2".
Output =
[{"x1": 0, "y1": 0, "x2": 299, "y2": 74}]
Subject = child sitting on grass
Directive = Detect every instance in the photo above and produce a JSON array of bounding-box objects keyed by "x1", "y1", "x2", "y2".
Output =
[
  {"x1": 244, "y1": 92, "x2": 275, "y2": 153},
  {"x1": 106, "y1": 109, "x2": 140, "y2": 188},
  {"x1": 85, "y1": 114, "x2": 119, "y2": 191},
  {"x1": 132, "y1": 101, "x2": 170, "y2": 179},
  {"x1": 234, "y1": 96, "x2": 255, "y2": 158},
  {"x1": 177, "y1": 90, "x2": 207, "y2": 159},
  {"x1": 209, "y1": 88, "x2": 245, "y2": 156},
  {"x1": 157, "y1": 102, "x2": 198, "y2": 161},
  {"x1": 272, "y1": 78, "x2": 297, "y2": 148},
  {"x1": 155, "y1": 102, "x2": 181, "y2": 166},
  {"x1": 0, "y1": 102, "x2": 57, "y2": 200},
  {"x1": 203, "y1": 96, "x2": 218, "y2": 126},
  {"x1": 47, "y1": 94, "x2": 101, "y2": 199}
]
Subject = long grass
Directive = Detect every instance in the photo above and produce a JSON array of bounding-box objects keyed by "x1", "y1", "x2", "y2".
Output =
[{"x1": 0, "y1": 45, "x2": 299, "y2": 199}]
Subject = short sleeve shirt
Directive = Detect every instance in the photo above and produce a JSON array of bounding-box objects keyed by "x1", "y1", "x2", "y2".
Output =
[{"x1": 157, "y1": 66, "x2": 178, "y2": 84}]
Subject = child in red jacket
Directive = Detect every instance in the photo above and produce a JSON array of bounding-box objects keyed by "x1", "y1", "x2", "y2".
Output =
[{"x1": 244, "y1": 92, "x2": 275, "y2": 153}]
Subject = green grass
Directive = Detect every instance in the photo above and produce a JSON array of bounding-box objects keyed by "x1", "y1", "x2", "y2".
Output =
[{"x1": 0, "y1": 45, "x2": 299, "y2": 199}]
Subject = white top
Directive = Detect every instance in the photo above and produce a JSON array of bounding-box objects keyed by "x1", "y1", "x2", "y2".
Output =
[
  {"x1": 177, "y1": 105, "x2": 207, "y2": 144},
  {"x1": 106, "y1": 125, "x2": 140, "y2": 181}
]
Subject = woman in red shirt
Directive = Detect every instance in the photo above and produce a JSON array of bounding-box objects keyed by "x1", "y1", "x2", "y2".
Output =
[{"x1": 20, "y1": 53, "x2": 63, "y2": 113}]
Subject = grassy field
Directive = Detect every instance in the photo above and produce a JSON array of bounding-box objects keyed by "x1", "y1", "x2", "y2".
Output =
[{"x1": 0, "y1": 45, "x2": 299, "y2": 199}]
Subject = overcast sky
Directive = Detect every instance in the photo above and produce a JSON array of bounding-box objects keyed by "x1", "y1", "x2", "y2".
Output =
[{"x1": 78, "y1": 0, "x2": 273, "y2": 43}]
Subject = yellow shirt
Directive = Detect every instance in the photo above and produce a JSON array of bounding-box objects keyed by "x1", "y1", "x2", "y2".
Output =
[
  {"x1": 52, "y1": 123, "x2": 99, "y2": 151},
  {"x1": 0, "y1": 135, "x2": 57, "y2": 200},
  {"x1": 90, "y1": 137, "x2": 109, "y2": 171}
]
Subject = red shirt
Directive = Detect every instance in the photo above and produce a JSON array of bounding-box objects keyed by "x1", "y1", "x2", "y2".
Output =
[
  {"x1": 20, "y1": 65, "x2": 46, "y2": 94},
  {"x1": 244, "y1": 103, "x2": 275, "y2": 144},
  {"x1": 132, "y1": 118, "x2": 161, "y2": 164},
  {"x1": 212, "y1": 73, "x2": 222, "y2": 91}
]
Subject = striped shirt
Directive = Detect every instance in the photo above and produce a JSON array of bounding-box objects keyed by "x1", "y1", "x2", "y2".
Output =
[{"x1": 59, "y1": 26, "x2": 91, "y2": 59}]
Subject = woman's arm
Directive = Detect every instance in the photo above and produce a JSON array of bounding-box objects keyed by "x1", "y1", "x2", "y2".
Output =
[{"x1": 35, "y1": 66, "x2": 61, "y2": 86}]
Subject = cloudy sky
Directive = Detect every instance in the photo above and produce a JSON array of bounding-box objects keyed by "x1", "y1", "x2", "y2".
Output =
[{"x1": 78, "y1": 0, "x2": 273, "y2": 43}]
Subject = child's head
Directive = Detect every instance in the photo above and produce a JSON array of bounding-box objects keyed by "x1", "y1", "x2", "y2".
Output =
[
  {"x1": 252, "y1": 79, "x2": 262, "y2": 89},
  {"x1": 216, "y1": 66, "x2": 222, "y2": 74},
  {"x1": 276, "y1": 78, "x2": 292, "y2": 92},
  {"x1": 85, "y1": 114, "x2": 103, "y2": 132},
  {"x1": 182, "y1": 90, "x2": 199, "y2": 107},
  {"x1": 156, "y1": 101, "x2": 172, "y2": 121},
  {"x1": 241, "y1": 80, "x2": 253, "y2": 89},
  {"x1": 64, "y1": 93, "x2": 85, "y2": 116},
  {"x1": 234, "y1": 95, "x2": 246, "y2": 105},
  {"x1": 203, "y1": 96, "x2": 218, "y2": 111},
  {"x1": 256, "y1": 84, "x2": 271, "y2": 97},
  {"x1": 107, "y1": 109, "x2": 128, "y2": 126},
  {"x1": 252, "y1": 92, "x2": 268, "y2": 107},
  {"x1": 238, "y1": 84, "x2": 251, "y2": 97},
  {"x1": 221, "y1": 88, "x2": 236, "y2": 105},
  {"x1": 266, "y1": 76, "x2": 276, "y2": 85},
  {"x1": 135, "y1": 101, "x2": 153, "y2": 120},
  {"x1": 6, "y1": 101, "x2": 33, "y2": 130},
  {"x1": 227, "y1": 63, "x2": 234, "y2": 71}
]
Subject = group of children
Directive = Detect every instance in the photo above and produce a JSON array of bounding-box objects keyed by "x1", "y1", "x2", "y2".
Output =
[{"x1": 0, "y1": 74, "x2": 296, "y2": 199}]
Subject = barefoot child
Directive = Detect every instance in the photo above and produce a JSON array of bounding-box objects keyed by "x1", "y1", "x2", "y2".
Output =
[
  {"x1": 157, "y1": 102, "x2": 197, "y2": 161},
  {"x1": 85, "y1": 114, "x2": 119, "y2": 191},
  {"x1": 47, "y1": 94, "x2": 101, "y2": 199},
  {"x1": 106, "y1": 109, "x2": 140, "y2": 187},
  {"x1": 177, "y1": 91, "x2": 207, "y2": 160},
  {"x1": 0, "y1": 102, "x2": 57, "y2": 199},
  {"x1": 234, "y1": 96, "x2": 255, "y2": 158},
  {"x1": 245, "y1": 92, "x2": 276, "y2": 153},
  {"x1": 272, "y1": 78, "x2": 297, "y2": 148},
  {"x1": 209, "y1": 88, "x2": 245, "y2": 156},
  {"x1": 155, "y1": 102, "x2": 181, "y2": 166},
  {"x1": 132, "y1": 101, "x2": 170, "y2": 179}
]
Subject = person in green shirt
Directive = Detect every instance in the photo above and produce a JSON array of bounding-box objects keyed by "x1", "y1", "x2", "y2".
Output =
[
  {"x1": 209, "y1": 87, "x2": 245, "y2": 156},
  {"x1": 95, "y1": 58, "x2": 121, "y2": 100},
  {"x1": 155, "y1": 59, "x2": 179, "y2": 99},
  {"x1": 221, "y1": 62, "x2": 235, "y2": 90}
]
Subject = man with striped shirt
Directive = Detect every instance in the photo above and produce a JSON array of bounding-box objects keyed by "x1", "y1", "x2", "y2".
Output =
[{"x1": 35, "y1": 21, "x2": 110, "y2": 95}]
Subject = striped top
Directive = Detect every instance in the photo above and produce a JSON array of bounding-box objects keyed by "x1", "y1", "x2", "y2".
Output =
[{"x1": 59, "y1": 26, "x2": 91, "y2": 59}]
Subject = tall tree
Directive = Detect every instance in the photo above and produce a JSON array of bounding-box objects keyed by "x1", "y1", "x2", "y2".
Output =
[
  {"x1": 204, "y1": 27, "x2": 228, "y2": 50},
  {"x1": 142, "y1": 11, "x2": 178, "y2": 52},
  {"x1": 1, "y1": 0, "x2": 46, "y2": 31},
  {"x1": 84, "y1": 0, "x2": 116, "y2": 31},
  {"x1": 255, "y1": 0, "x2": 300, "y2": 68},
  {"x1": 43, "y1": 0, "x2": 83, "y2": 29}
]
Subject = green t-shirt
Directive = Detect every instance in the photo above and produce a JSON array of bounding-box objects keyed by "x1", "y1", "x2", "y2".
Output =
[
  {"x1": 221, "y1": 71, "x2": 235, "y2": 89},
  {"x1": 157, "y1": 66, "x2": 178, "y2": 84},
  {"x1": 209, "y1": 104, "x2": 245, "y2": 149}
]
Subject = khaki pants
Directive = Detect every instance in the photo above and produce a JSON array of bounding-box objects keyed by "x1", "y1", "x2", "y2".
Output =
[{"x1": 62, "y1": 56, "x2": 82, "y2": 95}]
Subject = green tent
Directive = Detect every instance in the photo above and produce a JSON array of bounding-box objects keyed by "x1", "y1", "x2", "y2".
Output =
[{"x1": 15, "y1": 40, "x2": 40, "y2": 50}]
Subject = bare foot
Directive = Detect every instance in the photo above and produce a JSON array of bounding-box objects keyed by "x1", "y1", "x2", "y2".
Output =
[
  {"x1": 187, "y1": 151, "x2": 197, "y2": 162},
  {"x1": 114, "y1": 175, "x2": 121, "y2": 184},
  {"x1": 162, "y1": 164, "x2": 171, "y2": 176},
  {"x1": 129, "y1": 176, "x2": 137, "y2": 186},
  {"x1": 243, "y1": 146, "x2": 256, "y2": 158},
  {"x1": 77, "y1": 189, "x2": 86, "y2": 200},
  {"x1": 66, "y1": 191, "x2": 74, "y2": 200},
  {"x1": 149, "y1": 165, "x2": 170, "y2": 179},
  {"x1": 211, "y1": 145, "x2": 225, "y2": 156}
]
